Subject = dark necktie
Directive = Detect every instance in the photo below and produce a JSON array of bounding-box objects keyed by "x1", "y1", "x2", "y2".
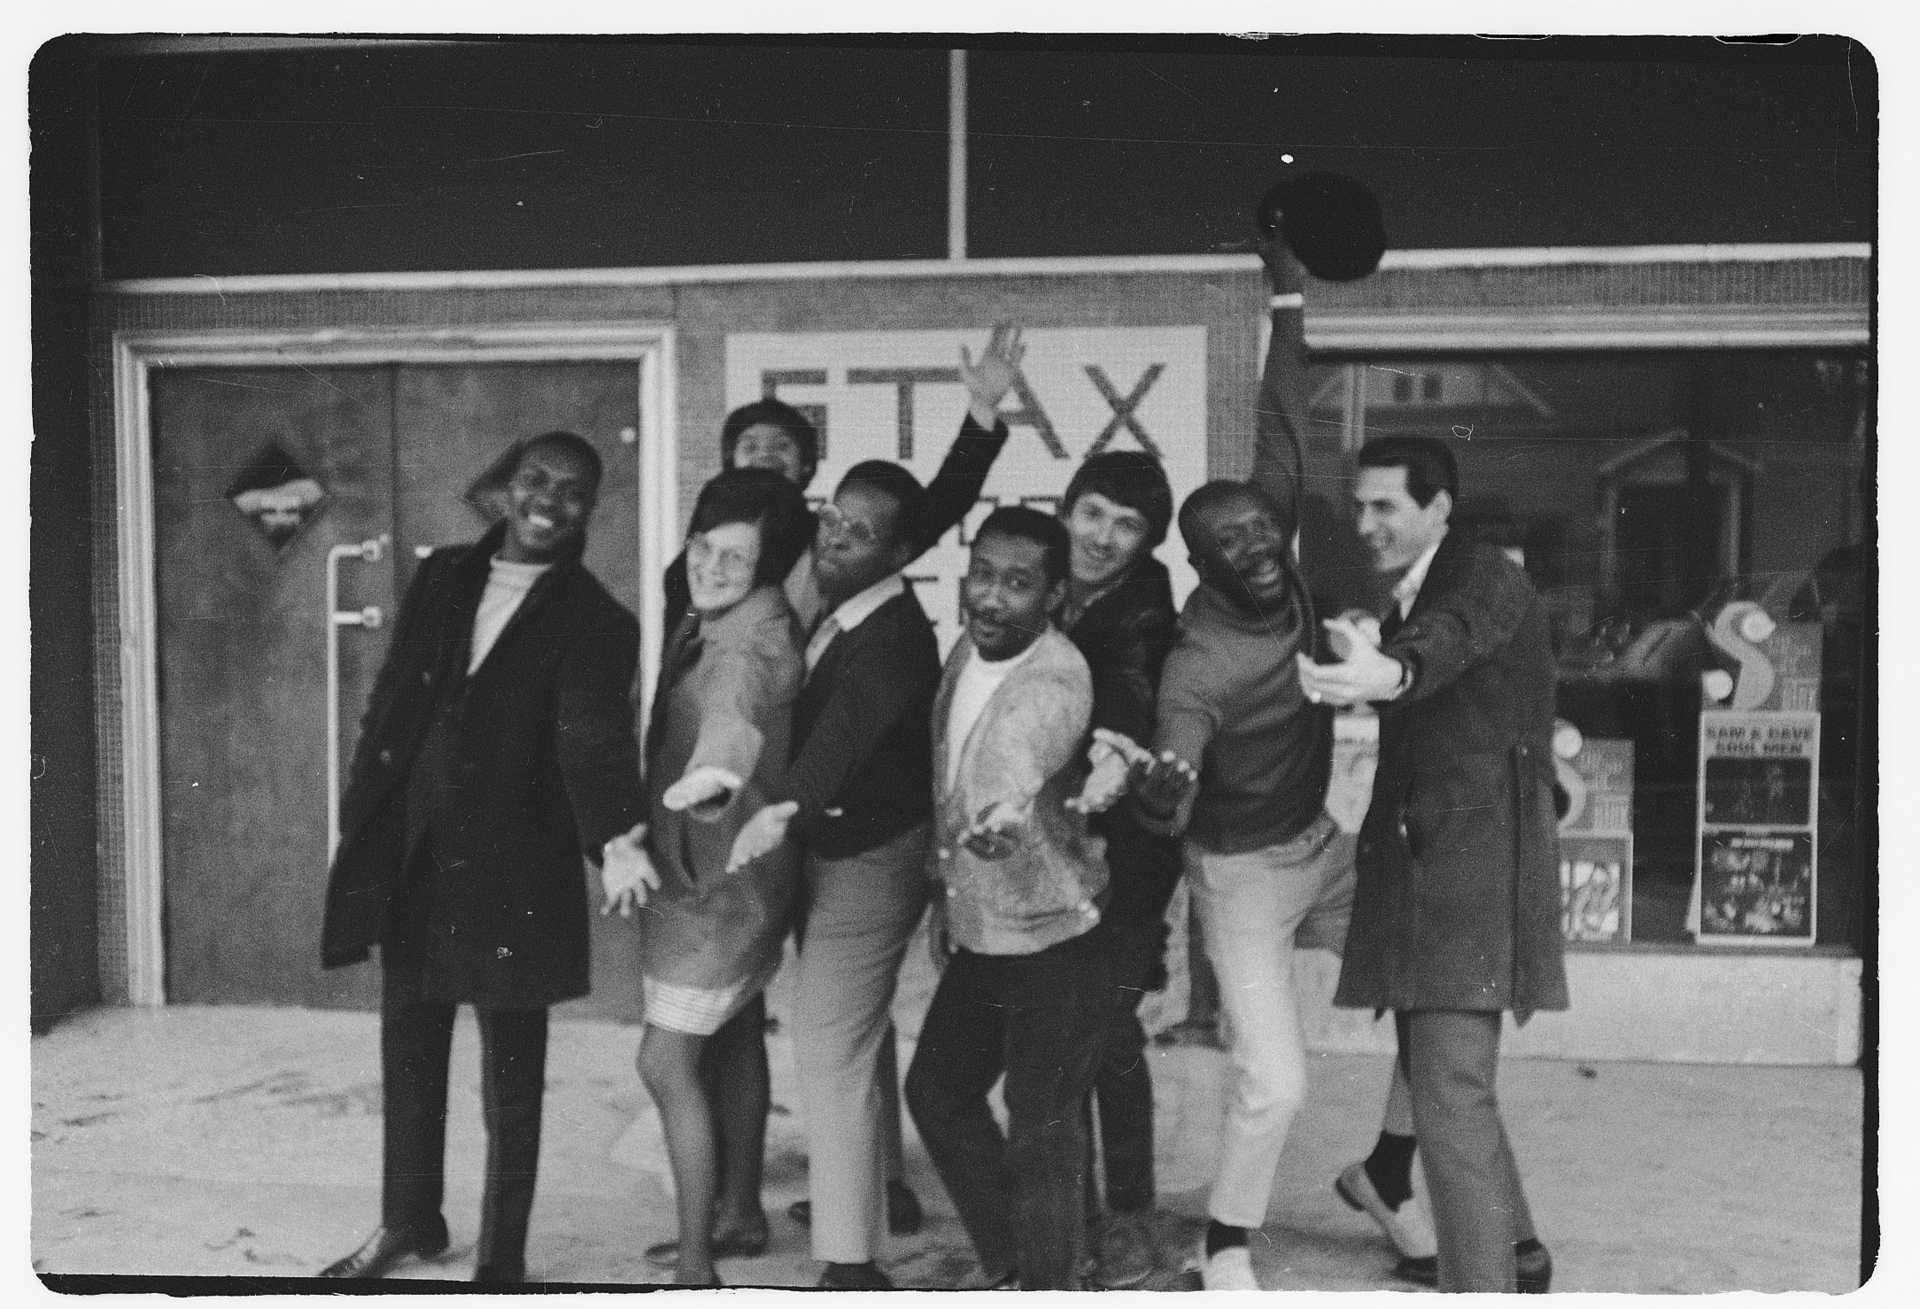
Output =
[{"x1": 1380, "y1": 599, "x2": 1406, "y2": 644}]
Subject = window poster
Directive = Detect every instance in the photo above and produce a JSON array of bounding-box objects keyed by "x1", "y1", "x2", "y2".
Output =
[
  {"x1": 1692, "y1": 711, "x2": 1820, "y2": 946},
  {"x1": 1555, "y1": 729, "x2": 1634, "y2": 943}
]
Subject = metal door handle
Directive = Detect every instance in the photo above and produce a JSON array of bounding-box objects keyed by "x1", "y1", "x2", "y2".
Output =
[{"x1": 327, "y1": 535, "x2": 389, "y2": 860}]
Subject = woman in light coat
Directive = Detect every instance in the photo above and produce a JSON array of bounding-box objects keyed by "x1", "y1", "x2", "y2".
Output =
[{"x1": 605, "y1": 467, "x2": 812, "y2": 1286}]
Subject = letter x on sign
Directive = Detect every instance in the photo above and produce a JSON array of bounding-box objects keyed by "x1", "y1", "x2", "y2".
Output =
[{"x1": 1085, "y1": 364, "x2": 1165, "y2": 458}]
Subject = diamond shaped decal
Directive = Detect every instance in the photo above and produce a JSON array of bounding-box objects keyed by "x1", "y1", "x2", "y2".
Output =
[{"x1": 228, "y1": 441, "x2": 326, "y2": 552}]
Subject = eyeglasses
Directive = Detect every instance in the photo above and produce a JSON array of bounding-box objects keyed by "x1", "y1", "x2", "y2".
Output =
[
  {"x1": 686, "y1": 533, "x2": 757, "y2": 579},
  {"x1": 817, "y1": 502, "x2": 882, "y2": 548}
]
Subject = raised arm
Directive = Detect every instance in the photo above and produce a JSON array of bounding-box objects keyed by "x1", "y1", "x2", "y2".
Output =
[
  {"x1": 912, "y1": 323, "x2": 1027, "y2": 556},
  {"x1": 1249, "y1": 241, "x2": 1313, "y2": 528}
]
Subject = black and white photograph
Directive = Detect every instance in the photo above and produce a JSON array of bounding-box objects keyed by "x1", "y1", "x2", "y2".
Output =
[
  {"x1": 1698, "y1": 832, "x2": 1816, "y2": 943},
  {"x1": 25, "y1": 21, "x2": 1883, "y2": 1300},
  {"x1": 1702, "y1": 756, "x2": 1814, "y2": 828}
]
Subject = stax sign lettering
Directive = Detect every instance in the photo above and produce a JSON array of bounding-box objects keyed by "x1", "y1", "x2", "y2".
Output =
[{"x1": 727, "y1": 327, "x2": 1208, "y2": 653}]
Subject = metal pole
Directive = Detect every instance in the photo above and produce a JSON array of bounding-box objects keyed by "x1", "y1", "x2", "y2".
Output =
[{"x1": 948, "y1": 48, "x2": 967, "y2": 261}]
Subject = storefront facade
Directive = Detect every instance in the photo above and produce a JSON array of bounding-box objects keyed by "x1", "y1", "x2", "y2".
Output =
[{"x1": 84, "y1": 242, "x2": 1870, "y2": 1062}]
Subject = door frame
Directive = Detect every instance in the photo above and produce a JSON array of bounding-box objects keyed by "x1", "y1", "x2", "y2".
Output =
[{"x1": 111, "y1": 322, "x2": 679, "y2": 1005}]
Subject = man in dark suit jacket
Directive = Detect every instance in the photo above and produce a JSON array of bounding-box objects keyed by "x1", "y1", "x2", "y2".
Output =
[
  {"x1": 1299, "y1": 434, "x2": 1568, "y2": 1293},
  {"x1": 318, "y1": 431, "x2": 645, "y2": 1283}
]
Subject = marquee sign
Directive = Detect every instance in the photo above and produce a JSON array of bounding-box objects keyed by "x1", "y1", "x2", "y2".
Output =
[{"x1": 727, "y1": 326, "x2": 1209, "y2": 653}]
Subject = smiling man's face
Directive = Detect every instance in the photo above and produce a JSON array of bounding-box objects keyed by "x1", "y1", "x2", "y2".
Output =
[
  {"x1": 499, "y1": 441, "x2": 598, "y2": 564},
  {"x1": 1188, "y1": 489, "x2": 1290, "y2": 608}
]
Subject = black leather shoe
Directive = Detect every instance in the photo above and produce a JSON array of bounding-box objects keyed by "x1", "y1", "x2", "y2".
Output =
[
  {"x1": 1517, "y1": 1244, "x2": 1553, "y2": 1293},
  {"x1": 474, "y1": 1262, "x2": 525, "y2": 1284},
  {"x1": 819, "y1": 1261, "x2": 895, "y2": 1290},
  {"x1": 1392, "y1": 1244, "x2": 1553, "y2": 1292},
  {"x1": 1392, "y1": 1255, "x2": 1437, "y2": 1288},
  {"x1": 318, "y1": 1222, "x2": 450, "y2": 1278}
]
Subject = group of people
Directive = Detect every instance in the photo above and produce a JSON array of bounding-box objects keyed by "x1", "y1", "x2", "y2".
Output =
[{"x1": 315, "y1": 240, "x2": 1568, "y2": 1292}]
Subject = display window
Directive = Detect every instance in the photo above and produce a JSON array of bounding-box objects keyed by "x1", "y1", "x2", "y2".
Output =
[{"x1": 1302, "y1": 352, "x2": 1870, "y2": 949}]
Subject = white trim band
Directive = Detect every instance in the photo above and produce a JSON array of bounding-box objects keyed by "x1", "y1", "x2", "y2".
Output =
[
  {"x1": 103, "y1": 242, "x2": 1871, "y2": 298},
  {"x1": 1306, "y1": 305, "x2": 1869, "y2": 353}
]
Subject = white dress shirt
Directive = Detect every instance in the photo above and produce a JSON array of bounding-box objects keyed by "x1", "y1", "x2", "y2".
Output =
[{"x1": 804, "y1": 572, "x2": 906, "y2": 673}]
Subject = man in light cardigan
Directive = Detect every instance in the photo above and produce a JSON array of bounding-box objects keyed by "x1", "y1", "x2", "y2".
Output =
[{"x1": 903, "y1": 505, "x2": 1113, "y2": 1291}]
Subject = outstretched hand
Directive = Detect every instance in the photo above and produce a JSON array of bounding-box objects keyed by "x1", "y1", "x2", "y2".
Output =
[
  {"x1": 961, "y1": 798, "x2": 1032, "y2": 860},
  {"x1": 661, "y1": 765, "x2": 743, "y2": 819},
  {"x1": 727, "y1": 800, "x2": 799, "y2": 874},
  {"x1": 1297, "y1": 620, "x2": 1406, "y2": 707},
  {"x1": 959, "y1": 322, "x2": 1027, "y2": 428},
  {"x1": 1066, "y1": 729, "x2": 1142, "y2": 815},
  {"x1": 1128, "y1": 746, "x2": 1200, "y2": 819},
  {"x1": 1326, "y1": 609, "x2": 1383, "y2": 660},
  {"x1": 600, "y1": 825, "x2": 660, "y2": 917}
]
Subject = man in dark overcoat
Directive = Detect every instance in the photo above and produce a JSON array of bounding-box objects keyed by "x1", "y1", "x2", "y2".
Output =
[
  {"x1": 318, "y1": 431, "x2": 644, "y2": 1283},
  {"x1": 1299, "y1": 434, "x2": 1568, "y2": 1293}
]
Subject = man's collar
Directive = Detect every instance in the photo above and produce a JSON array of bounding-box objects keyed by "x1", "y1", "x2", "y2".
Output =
[
  {"x1": 1392, "y1": 530, "x2": 1448, "y2": 615},
  {"x1": 824, "y1": 572, "x2": 905, "y2": 633}
]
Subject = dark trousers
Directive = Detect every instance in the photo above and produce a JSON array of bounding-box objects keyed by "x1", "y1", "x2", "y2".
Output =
[
  {"x1": 905, "y1": 925, "x2": 1113, "y2": 1290},
  {"x1": 1089, "y1": 830, "x2": 1182, "y2": 1214},
  {"x1": 1394, "y1": 1010, "x2": 1538, "y2": 1293},
  {"x1": 380, "y1": 870, "x2": 551, "y2": 1270}
]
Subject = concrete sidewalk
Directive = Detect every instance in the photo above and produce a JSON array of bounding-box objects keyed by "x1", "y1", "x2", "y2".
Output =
[{"x1": 31, "y1": 936, "x2": 1864, "y2": 1294}]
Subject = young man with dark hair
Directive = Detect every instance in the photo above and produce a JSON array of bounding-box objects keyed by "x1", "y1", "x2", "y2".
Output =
[
  {"x1": 1054, "y1": 452, "x2": 1183, "y2": 1287},
  {"x1": 1300, "y1": 434, "x2": 1565, "y2": 1293},
  {"x1": 904, "y1": 505, "x2": 1113, "y2": 1291},
  {"x1": 725, "y1": 334, "x2": 1028, "y2": 1290},
  {"x1": 318, "y1": 432, "x2": 644, "y2": 1283}
]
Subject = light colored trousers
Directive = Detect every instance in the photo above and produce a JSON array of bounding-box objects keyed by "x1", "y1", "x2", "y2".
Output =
[
  {"x1": 793, "y1": 822, "x2": 933, "y2": 1263},
  {"x1": 1188, "y1": 812, "x2": 1360, "y2": 1229}
]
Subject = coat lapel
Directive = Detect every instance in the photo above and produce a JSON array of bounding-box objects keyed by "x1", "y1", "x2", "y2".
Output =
[{"x1": 930, "y1": 634, "x2": 971, "y2": 808}]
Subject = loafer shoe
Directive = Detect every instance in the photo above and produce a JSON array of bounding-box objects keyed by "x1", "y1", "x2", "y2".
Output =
[
  {"x1": 319, "y1": 1221, "x2": 450, "y2": 1278},
  {"x1": 1197, "y1": 1238, "x2": 1260, "y2": 1291},
  {"x1": 473, "y1": 1262, "x2": 525, "y2": 1284},
  {"x1": 1336, "y1": 1161, "x2": 1437, "y2": 1259}
]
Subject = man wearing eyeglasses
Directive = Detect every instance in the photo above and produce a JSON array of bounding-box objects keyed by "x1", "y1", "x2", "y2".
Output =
[{"x1": 727, "y1": 331, "x2": 1028, "y2": 1289}]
